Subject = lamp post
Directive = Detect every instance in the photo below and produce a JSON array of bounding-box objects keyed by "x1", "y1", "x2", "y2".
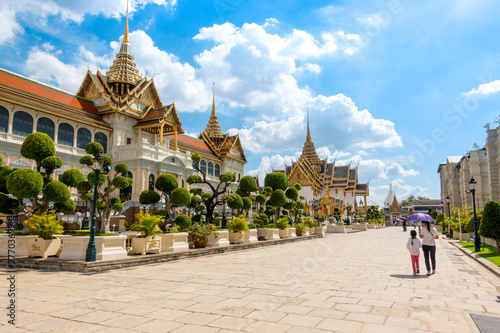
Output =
[
  {"x1": 85, "y1": 152, "x2": 103, "y2": 262},
  {"x1": 445, "y1": 196, "x2": 450, "y2": 232},
  {"x1": 468, "y1": 176, "x2": 480, "y2": 253},
  {"x1": 81, "y1": 199, "x2": 89, "y2": 230}
]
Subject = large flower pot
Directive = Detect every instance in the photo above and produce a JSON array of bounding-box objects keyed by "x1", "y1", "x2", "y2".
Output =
[
  {"x1": 279, "y1": 229, "x2": 289, "y2": 238},
  {"x1": 131, "y1": 236, "x2": 161, "y2": 255},
  {"x1": 208, "y1": 230, "x2": 230, "y2": 247},
  {"x1": 59, "y1": 235, "x2": 128, "y2": 261},
  {"x1": 331, "y1": 225, "x2": 346, "y2": 233},
  {"x1": 159, "y1": 233, "x2": 189, "y2": 252},
  {"x1": 286, "y1": 228, "x2": 297, "y2": 238},
  {"x1": 193, "y1": 236, "x2": 208, "y2": 248},
  {"x1": 303, "y1": 227, "x2": 310, "y2": 236},
  {"x1": 315, "y1": 226, "x2": 327, "y2": 237},
  {"x1": 309, "y1": 226, "x2": 315, "y2": 235},
  {"x1": 367, "y1": 223, "x2": 376, "y2": 229},
  {"x1": 257, "y1": 228, "x2": 268, "y2": 241},
  {"x1": 0, "y1": 235, "x2": 38, "y2": 257},
  {"x1": 266, "y1": 228, "x2": 280, "y2": 240},
  {"x1": 244, "y1": 229, "x2": 258, "y2": 243},
  {"x1": 359, "y1": 222, "x2": 368, "y2": 231},
  {"x1": 28, "y1": 237, "x2": 62, "y2": 259},
  {"x1": 228, "y1": 231, "x2": 244, "y2": 244}
]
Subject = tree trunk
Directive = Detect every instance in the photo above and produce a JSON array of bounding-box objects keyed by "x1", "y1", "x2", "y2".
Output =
[{"x1": 496, "y1": 240, "x2": 500, "y2": 254}]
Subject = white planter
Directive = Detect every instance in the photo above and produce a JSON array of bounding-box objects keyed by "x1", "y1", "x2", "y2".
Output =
[
  {"x1": 228, "y1": 231, "x2": 245, "y2": 244},
  {"x1": 28, "y1": 237, "x2": 62, "y2": 259},
  {"x1": 367, "y1": 223, "x2": 376, "y2": 229},
  {"x1": 315, "y1": 226, "x2": 327, "y2": 237},
  {"x1": 159, "y1": 233, "x2": 189, "y2": 252},
  {"x1": 326, "y1": 224, "x2": 337, "y2": 233},
  {"x1": 331, "y1": 225, "x2": 346, "y2": 233},
  {"x1": 59, "y1": 235, "x2": 128, "y2": 261},
  {"x1": 208, "y1": 230, "x2": 230, "y2": 247},
  {"x1": 266, "y1": 228, "x2": 280, "y2": 240},
  {"x1": 131, "y1": 236, "x2": 161, "y2": 255},
  {"x1": 286, "y1": 228, "x2": 297, "y2": 238},
  {"x1": 244, "y1": 229, "x2": 258, "y2": 243},
  {"x1": 359, "y1": 222, "x2": 368, "y2": 230},
  {"x1": 0, "y1": 235, "x2": 38, "y2": 257},
  {"x1": 279, "y1": 229, "x2": 289, "y2": 238}
]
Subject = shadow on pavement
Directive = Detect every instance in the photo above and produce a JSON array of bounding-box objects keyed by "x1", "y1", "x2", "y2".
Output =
[{"x1": 390, "y1": 274, "x2": 429, "y2": 279}]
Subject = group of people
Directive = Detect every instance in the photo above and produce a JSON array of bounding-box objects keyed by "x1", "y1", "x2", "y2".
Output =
[{"x1": 405, "y1": 221, "x2": 439, "y2": 276}]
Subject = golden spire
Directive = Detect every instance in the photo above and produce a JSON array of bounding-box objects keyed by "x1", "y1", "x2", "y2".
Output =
[
  {"x1": 300, "y1": 104, "x2": 321, "y2": 166},
  {"x1": 106, "y1": 0, "x2": 142, "y2": 87},
  {"x1": 204, "y1": 83, "x2": 224, "y2": 139}
]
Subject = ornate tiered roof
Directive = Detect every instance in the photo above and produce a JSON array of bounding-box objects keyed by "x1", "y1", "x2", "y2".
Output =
[
  {"x1": 106, "y1": 6, "x2": 142, "y2": 85},
  {"x1": 300, "y1": 109, "x2": 321, "y2": 166},
  {"x1": 204, "y1": 87, "x2": 224, "y2": 140}
]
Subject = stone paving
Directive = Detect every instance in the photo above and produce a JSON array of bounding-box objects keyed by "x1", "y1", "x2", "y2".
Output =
[{"x1": 1, "y1": 227, "x2": 499, "y2": 332}]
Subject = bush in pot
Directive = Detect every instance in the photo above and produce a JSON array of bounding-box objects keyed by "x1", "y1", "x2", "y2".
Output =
[
  {"x1": 23, "y1": 212, "x2": 63, "y2": 258},
  {"x1": 129, "y1": 213, "x2": 162, "y2": 255},
  {"x1": 295, "y1": 222, "x2": 305, "y2": 236},
  {"x1": 227, "y1": 216, "x2": 249, "y2": 244},
  {"x1": 188, "y1": 223, "x2": 219, "y2": 248}
]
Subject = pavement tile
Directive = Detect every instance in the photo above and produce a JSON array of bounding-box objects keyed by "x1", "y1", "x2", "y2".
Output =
[
  {"x1": 346, "y1": 312, "x2": 386, "y2": 324},
  {"x1": 145, "y1": 309, "x2": 192, "y2": 321},
  {"x1": 23, "y1": 317, "x2": 75, "y2": 332},
  {"x1": 99, "y1": 314, "x2": 152, "y2": 329},
  {"x1": 175, "y1": 312, "x2": 221, "y2": 326},
  {"x1": 278, "y1": 313, "x2": 324, "y2": 327},
  {"x1": 385, "y1": 316, "x2": 427, "y2": 330},
  {"x1": 362, "y1": 323, "x2": 412, "y2": 333},
  {"x1": 73, "y1": 310, "x2": 122, "y2": 324},
  {"x1": 316, "y1": 318, "x2": 364, "y2": 332},
  {"x1": 275, "y1": 304, "x2": 314, "y2": 315},
  {"x1": 211, "y1": 306, "x2": 254, "y2": 317},
  {"x1": 243, "y1": 320, "x2": 292, "y2": 333},
  {"x1": 335, "y1": 303, "x2": 372, "y2": 313},
  {"x1": 208, "y1": 316, "x2": 255, "y2": 330},
  {"x1": 170, "y1": 324, "x2": 220, "y2": 333},
  {"x1": 244, "y1": 310, "x2": 287, "y2": 322},
  {"x1": 131, "y1": 319, "x2": 184, "y2": 332}
]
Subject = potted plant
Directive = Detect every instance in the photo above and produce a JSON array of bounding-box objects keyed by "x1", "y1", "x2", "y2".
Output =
[
  {"x1": 254, "y1": 213, "x2": 269, "y2": 241},
  {"x1": 303, "y1": 217, "x2": 316, "y2": 235},
  {"x1": 227, "y1": 216, "x2": 249, "y2": 244},
  {"x1": 129, "y1": 213, "x2": 162, "y2": 255},
  {"x1": 275, "y1": 216, "x2": 291, "y2": 238},
  {"x1": 23, "y1": 213, "x2": 63, "y2": 259},
  {"x1": 159, "y1": 214, "x2": 190, "y2": 252},
  {"x1": 295, "y1": 222, "x2": 306, "y2": 236},
  {"x1": 188, "y1": 223, "x2": 219, "y2": 248}
]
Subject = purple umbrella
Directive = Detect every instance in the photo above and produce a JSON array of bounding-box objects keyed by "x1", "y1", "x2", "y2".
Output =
[{"x1": 407, "y1": 213, "x2": 435, "y2": 222}]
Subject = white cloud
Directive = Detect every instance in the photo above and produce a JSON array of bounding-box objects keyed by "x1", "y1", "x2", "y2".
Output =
[
  {"x1": 463, "y1": 80, "x2": 500, "y2": 97},
  {"x1": 263, "y1": 18, "x2": 279, "y2": 28},
  {"x1": 0, "y1": 0, "x2": 177, "y2": 45},
  {"x1": 246, "y1": 154, "x2": 297, "y2": 180},
  {"x1": 385, "y1": 163, "x2": 420, "y2": 177}
]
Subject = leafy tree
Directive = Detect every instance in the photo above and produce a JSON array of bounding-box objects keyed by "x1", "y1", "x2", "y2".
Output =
[
  {"x1": 1, "y1": 132, "x2": 74, "y2": 218},
  {"x1": 78, "y1": 142, "x2": 131, "y2": 234},
  {"x1": 139, "y1": 190, "x2": 161, "y2": 212},
  {"x1": 174, "y1": 214, "x2": 192, "y2": 231},
  {"x1": 264, "y1": 172, "x2": 290, "y2": 220},
  {"x1": 417, "y1": 195, "x2": 430, "y2": 200},
  {"x1": 435, "y1": 212, "x2": 446, "y2": 230},
  {"x1": 479, "y1": 201, "x2": 500, "y2": 253},
  {"x1": 400, "y1": 194, "x2": 416, "y2": 207},
  {"x1": 367, "y1": 206, "x2": 384, "y2": 221},
  {"x1": 151, "y1": 173, "x2": 191, "y2": 231},
  {"x1": 187, "y1": 153, "x2": 237, "y2": 224},
  {"x1": 428, "y1": 208, "x2": 438, "y2": 219}
]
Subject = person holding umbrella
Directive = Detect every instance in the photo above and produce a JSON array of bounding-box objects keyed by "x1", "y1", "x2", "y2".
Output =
[{"x1": 408, "y1": 213, "x2": 439, "y2": 276}]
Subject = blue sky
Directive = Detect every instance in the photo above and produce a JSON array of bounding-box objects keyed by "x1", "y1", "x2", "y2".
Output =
[{"x1": 1, "y1": 0, "x2": 500, "y2": 206}]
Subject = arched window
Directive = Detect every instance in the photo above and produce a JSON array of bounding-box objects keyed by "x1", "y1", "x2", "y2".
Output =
[
  {"x1": 36, "y1": 117, "x2": 55, "y2": 139},
  {"x1": 12, "y1": 111, "x2": 33, "y2": 137},
  {"x1": 95, "y1": 132, "x2": 108, "y2": 153},
  {"x1": 214, "y1": 164, "x2": 220, "y2": 177},
  {"x1": 57, "y1": 123, "x2": 74, "y2": 146},
  {"x1": 149, "y1": 174, "x2": 155, "y2": 191},
  {"x1": 0, "y1": 105, "x2": 8, "y2": 133},
  {"x1": 200, "y1": 160, "x2": 207, "y2": 174},
  {"x1": 120, "y1": 171, "x2": 133, "y2": 202},
  {"x1": 182, "y1": 179, "x2": 185, "y2": 188},
  {"x1": 77, "y1": 128, "x2": 92, "y2": 149},
  {"x1": 208, "y1": 162, "x2": 214, "y2": 176}
]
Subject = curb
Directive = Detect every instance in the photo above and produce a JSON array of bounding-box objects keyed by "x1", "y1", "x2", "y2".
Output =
[
  {"x1": 0, "y1": 234, "x2": 322, "y2": 273},
  {"x1": 449, "y1": 241, "x2": 500, "y2": 279}
]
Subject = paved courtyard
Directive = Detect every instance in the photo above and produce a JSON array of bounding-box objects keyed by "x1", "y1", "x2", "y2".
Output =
[{"x1": 1, "y1": 227, "x2": 500, "y2": 332}]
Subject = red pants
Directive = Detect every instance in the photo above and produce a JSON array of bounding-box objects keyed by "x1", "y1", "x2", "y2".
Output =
[{"x1": 411, "y1": 255, "x2": 420, "y2": 273}]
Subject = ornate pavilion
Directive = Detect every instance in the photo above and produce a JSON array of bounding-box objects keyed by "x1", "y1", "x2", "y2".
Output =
[
  {"x1": 276, "y1": 113, "x2": 370, "y2": 217},
  {"x1": 0, "y1": 10, "x2": 247, "y2": 223}
]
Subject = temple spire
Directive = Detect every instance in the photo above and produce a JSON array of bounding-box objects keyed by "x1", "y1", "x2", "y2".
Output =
[
  {"x1": 306, "y1": 102, "x2": 312, "y2": 144},
  {"x1": 106, "y1": 0, "x2": 142, "y2": 87},
  {"x1": 204, "y1": 83, "x2": 224, "y2": 140},
  {"x1": 299, "y1": 103, "x2": 321, "y2": 166}
]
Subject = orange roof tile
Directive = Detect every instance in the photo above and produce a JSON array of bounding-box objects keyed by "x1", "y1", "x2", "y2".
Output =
[{"x1": 0, "y1": 69, "x2": 97, "y2": 114}]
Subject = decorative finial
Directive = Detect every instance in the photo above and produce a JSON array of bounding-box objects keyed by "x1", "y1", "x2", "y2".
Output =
[
  {"x1": 212, "y1": 82, "x2": 216, "y2": 114},
  {"x1": 473, "y1": 143, "x2": 480, "y2": 149},
  {"x1": 484, "y1": 123, "x2": 490, "y2": 129},
  {"x1": 495, "y1": 116, "x2": 500, "y2": 124},
  {"x1": 123, "y1": 0, "x2": 130, "y2": 44}
]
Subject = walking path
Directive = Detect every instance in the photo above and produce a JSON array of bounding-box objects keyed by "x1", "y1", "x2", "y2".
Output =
[{"x1": 1, "y1": 227, "x2": 499, "y2": 332}]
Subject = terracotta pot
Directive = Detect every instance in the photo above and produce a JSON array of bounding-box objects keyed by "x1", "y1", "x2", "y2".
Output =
[
  {"x1": 296, "y1": 229, "x2": 303, "y2": 236},
  {"x1": 193, "y1": 236, "x2": 208, "y2": 248}
]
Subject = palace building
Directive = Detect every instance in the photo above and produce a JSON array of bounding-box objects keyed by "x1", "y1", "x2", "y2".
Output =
[
  {"x1": 276, "y1": 113, "x2": 370, "y2": 217},
  {"x1": 0, "y1": 10, "x2": 246, "y2": 222}
]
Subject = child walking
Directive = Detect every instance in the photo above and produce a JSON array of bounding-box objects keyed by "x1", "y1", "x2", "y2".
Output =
[{"x1": 406, "y1": 230, "x2": 421, "y2": 276}]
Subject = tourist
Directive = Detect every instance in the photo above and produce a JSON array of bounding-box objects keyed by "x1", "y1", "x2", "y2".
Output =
[
  {"x1": 402, "y1": 218, "x2": 407, "y2": 232},
  {"x1": 419, "y1": 221, "x2": 439, "y2": 275},
  {"x1": 406, "y1": 229, "x2": 421, "y2": 276}
]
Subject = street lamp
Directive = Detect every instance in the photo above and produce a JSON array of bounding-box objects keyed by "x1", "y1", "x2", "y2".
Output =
[
  {"x1": 468, "y1": 176, "x2": 481, "y2": 253},
  {"x1": 85, "y1": 152, "x2": 103, "y2": 262},
  {"x1": 81, "y1": 199, "x2": 89, "y2": 230},
  {"x1": 445, "y1": 196, "x2": 451, "y2": 232}
]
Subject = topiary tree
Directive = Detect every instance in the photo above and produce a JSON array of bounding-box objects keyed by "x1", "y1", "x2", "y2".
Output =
[
  {"x1": 264, "y1": 172, "x2": 290, "y2": 221},
  {"x1": 187, "y1": 153, "x2": 237, "y2": 224},
  {"x1": 1, "y1": 132, "x2": 75, "y2": 219},
  {"x1": 174, "y1": 214, "x2": 192, "y2": 231},
  {"x1": 150, "y1": 173, "x2": 191, "y2": 231},
  {"x1": 479, "y1": 201, "x2": 500, "y2": 253},
  {"x1": 78, "y1": 142, "x2": 132, "y2": 234},
  {"x1": 139, "y1": 190, "x2": 161, "y2": 213}
]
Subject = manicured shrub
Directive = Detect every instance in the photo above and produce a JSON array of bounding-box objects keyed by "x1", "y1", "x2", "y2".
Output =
[
  {"x1": 174, "y1": 214, "x2": 192, "y2": 230},
  {"x1": 41, "y1": 156, "x2": 63, "y2": 175},
  {"x1": 139, "y1": 190, "x2": 160, "y2": 205},
  {"x1": 256, "y1": 194, "x2": 266, "y2": 204},
  {"x1": 6, "y1": 169, "x2": 43, "y2": 199},
  {"x1": 227, "y1": 216, "x2": 249, "y2": 232},
  {"x1": 54, "y1": 199, "x2": 76, "y2": 213},
  {"x1": 0, "y1": 166, "x2": 13, "y2": 193},
  {"x1": 264, "y1": 172, "x2": 288, "y2": 191},
  {"x1": 285, "y1": 187, "x2": 298, "y2": 201},
  {"x1": 44, "y1": 180, "x2": 71, "y2": 202},
  {"x1": 112, "y1": 175, "x2": 133, "y2": 189},
  {"x1": 20, "y1": 132, "x2": 55, "y2": 165},
  {"x1": 85, "y1": 142, "x2": 104, "y2": 156},
  {"x1": 270, "y1": 189, "x2": 286, "y2": 207},
  {"x1": 59, "y1": 169, "x2": 85, "y2": 188},
  {"x1": 155, "y1": 173, "x2": 178, "y2": 192},
  {"x1": 239, "y1": 175, "x2": 259, "y2": 192},
  {"x1": 219, "y1": 172, "x2": 236, "y2": 183},
  {"x1": 242, "y1": 197, "x2": 252, "y2": 211},
  {"x1": 226, "y1": 193, "x2": 243, "y2": 210},
  {"x1": 114, "y1": 163, "x2": 129, "y2": 174},
  {"x1": 170, "y1": 187, "x2": 191, "y2": 207},
  {"x1": 479, "y1": 200, "x2": 500, "y2": 253},
  {"x1": 254, "y1": 213, "x2": 269, "y2": 227}
]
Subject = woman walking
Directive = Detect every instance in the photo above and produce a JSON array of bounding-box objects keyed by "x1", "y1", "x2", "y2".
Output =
[{"x1": 419, "y1": 221, "x2": 439, "y2": 275}]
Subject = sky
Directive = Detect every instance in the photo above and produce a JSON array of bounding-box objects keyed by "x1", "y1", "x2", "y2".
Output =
[{"x1": 1, "y1": 0, "x2": 500, "y2": 206}]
